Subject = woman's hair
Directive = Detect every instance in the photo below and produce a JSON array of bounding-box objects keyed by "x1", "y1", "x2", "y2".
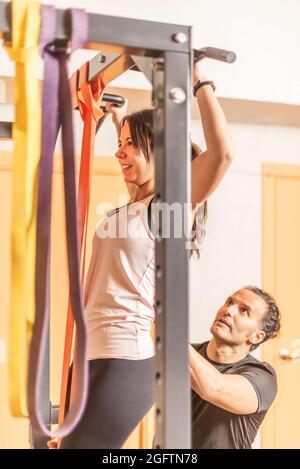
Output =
[
  {"x1": 190, "y1": 201, "x2": 208, "y2": 259},
  {"x1": 190, "y1": 143, "x2": 208, "y2": 259},
  {"x1": 121, "y1": 110, "x2": 208, "y2": 257},
  {"x1": 121, "y1": 110, "x2": 153, "y2": 161}
]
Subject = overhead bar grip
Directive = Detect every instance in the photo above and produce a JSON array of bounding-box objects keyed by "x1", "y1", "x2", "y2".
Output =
[
  {"x1": 194, "y1": 47, "x2": 237, "y2": 63},
  {"x1": 102, "y1": 93, "x2": 125, "y2": 107}
]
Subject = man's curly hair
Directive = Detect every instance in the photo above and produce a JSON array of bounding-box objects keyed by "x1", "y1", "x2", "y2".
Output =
[{"x1": 243, "y1": 286, "x2": 281, "y2": 351}]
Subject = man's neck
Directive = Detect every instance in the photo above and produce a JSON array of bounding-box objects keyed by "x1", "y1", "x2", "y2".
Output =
[{"x1": 206, "y1": 338, "x2": 250, "y2": 364}]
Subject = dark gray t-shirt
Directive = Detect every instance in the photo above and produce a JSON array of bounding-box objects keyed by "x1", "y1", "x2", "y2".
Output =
[{"x1": 192, "y1": 342, "x2": 277, "y2": 449}]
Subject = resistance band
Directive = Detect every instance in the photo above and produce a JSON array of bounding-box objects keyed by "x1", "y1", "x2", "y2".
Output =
[
  {"x1": 27, "y1": 7, "x2": 89, "y2": 437},
  {"x1": 4, "y1": 0, "x2": 41, "y2": 417},
  {"x1": 57, "y1": 60, "x2": 106, "y2": 446}
]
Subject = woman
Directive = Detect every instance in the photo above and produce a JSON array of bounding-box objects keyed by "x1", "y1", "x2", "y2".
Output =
[{"x1": 57, "y1": 60, "x2": 233, "y2": 449}]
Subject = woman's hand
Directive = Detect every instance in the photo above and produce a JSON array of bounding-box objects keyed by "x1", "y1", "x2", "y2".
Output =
[
  {"x1": 47, "y1": 437, "x2": 58, "y2": 449},
  {"x1": 193, "y1": 60, "x2": 209, "y2": 85},
  {"x1": 105, "y1": 98, "x2": 128, "y2": 128}
]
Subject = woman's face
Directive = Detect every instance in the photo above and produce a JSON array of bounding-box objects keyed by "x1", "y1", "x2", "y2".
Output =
[{"x1": 115, "y1": 121, "x2": 154, "y2": 186}]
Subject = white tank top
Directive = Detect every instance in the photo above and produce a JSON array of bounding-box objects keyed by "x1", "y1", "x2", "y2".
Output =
[{"x1": 84, "y1": 194, "x2": 155, "y2": 360}]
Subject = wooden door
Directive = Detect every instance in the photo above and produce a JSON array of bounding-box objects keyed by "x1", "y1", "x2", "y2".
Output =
[{"x1": 262, "y1": 163, "x2": 300, "y2": 448}]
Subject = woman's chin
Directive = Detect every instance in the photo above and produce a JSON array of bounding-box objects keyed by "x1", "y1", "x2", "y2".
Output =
[{"x1": 123, "y1": 173, "x2": 135, "y2": 183}]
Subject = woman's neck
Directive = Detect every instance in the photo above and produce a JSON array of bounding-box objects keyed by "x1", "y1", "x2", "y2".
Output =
[{"x1": 132, "y1": 181, "x2": 155, "y2": 202}]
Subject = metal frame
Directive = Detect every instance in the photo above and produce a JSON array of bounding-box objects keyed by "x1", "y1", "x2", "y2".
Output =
[
  {"x1": 0, "y1": 93, "x2": 125, "y2": 139},
  {"x1": 152, "y1": 50, "x2": 191, "y2": 449},
  {"x1": 0, "y1": 0, "x2": 191, "y2": 449}
]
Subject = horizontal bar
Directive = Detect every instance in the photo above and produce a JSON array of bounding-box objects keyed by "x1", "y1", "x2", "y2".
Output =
[
  {"x1": 194, "y1": 46, "x2": 237, "y2": 63},
  {"x1": 0, "y1": 1, "x2": 190, "y2": 56},
  {"x1": 102, "y1": 93, "x2": 125, "y2": 106},
  {"x1": 0, "y1": 93, "x2": 125, "y2": 140}
]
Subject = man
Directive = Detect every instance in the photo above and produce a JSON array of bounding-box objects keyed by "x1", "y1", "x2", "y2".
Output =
[{"x1": 189, "y1": 285, "x2": 281, "y2": 449}]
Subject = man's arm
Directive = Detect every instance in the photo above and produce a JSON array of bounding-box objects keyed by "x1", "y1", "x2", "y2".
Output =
[{"x1": 189, "y1": 344, "x2": 259, "y2": 415}]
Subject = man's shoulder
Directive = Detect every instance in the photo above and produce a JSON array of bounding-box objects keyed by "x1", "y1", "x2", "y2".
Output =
[
  {"x1": 234, "y1": 354, "x2": 278, "y2": 404},
  {"x1": 191, "y1": 342, "x2": 276, "y2": 378},
  {"x1": 191, "y1": 342, "x2": 208, "y2": 355},
  {"x1": 240, "y1": 353, "x2": 276, "y2": 377},
  {"x1": 237, "y1": 354, "x2": 278, "y2": 412}
]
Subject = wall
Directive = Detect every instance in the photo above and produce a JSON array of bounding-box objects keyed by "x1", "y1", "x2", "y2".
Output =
[
  {"x1": 188, "y1": 120, "x2": 300, "y2": 450},
  {"x1": 189, "y1": 121, "x2": 300, "y2": 345},
  {"x1": 1, "y1": 0, "x2": 300, "y2": 104}
]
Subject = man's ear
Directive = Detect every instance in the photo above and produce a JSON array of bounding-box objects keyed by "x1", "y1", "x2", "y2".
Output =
[{"x1": 248, "y1": 329, "x2": 266, "y2": 348}]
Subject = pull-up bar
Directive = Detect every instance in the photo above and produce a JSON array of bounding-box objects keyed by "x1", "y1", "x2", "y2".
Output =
[
  {"x1": 86, "y1": 46, "x2": 236, "y2": 84},
  {"x1": 0, "y1": 92, "x2": 125, "y2": 140}
]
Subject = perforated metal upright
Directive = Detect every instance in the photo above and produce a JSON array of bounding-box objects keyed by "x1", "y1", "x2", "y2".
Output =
[{"x1": 0, "y1": 1, "x2": 192, "y2": 448}]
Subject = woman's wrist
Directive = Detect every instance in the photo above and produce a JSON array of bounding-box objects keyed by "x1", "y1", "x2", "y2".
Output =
[
  {"x1": 193, "y1": 75, "x2": 209, "y2": 86},
  {"x1": 193, "y1": 80, "x2": 216, "y2": 96}
]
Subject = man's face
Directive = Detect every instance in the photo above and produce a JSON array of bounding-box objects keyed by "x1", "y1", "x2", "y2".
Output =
[{"x1": 210, "y1": 289, "x2": 267, "y2": 349}]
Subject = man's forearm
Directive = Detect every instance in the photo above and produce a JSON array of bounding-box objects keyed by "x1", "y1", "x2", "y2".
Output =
[{"x1": 189, "y1": 344, "x2": 225, "y2": 400}]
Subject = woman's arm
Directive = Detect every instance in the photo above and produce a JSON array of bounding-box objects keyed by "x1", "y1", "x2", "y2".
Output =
[
  {"x1": 191, "y1": 62, "x2": 234, "y2": 207},
  {"x1": 106, "y1": 99, "x2": 136, "y2": 200},
  {"x1": 105, "y1": 98, "x2": 128, "y2": 138}
]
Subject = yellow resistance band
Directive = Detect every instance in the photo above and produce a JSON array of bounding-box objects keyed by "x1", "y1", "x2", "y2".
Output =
[{"x1": 4, "y1": 0, "x2": 41, "y2": 417}]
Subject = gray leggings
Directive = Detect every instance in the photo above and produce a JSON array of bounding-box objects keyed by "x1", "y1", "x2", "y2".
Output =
[{"x1": 60, "y1": 357, "x2": 154, "y2": 449}]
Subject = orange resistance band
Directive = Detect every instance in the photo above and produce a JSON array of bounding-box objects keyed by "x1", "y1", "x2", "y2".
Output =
[{"x1": 57, "y1": 62, "x2": 106, "y2": 446}]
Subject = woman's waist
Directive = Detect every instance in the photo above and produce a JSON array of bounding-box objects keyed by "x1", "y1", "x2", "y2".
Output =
[
  {"x1": 85, "y1": 294, "x2": 154, "y2": 319},
  {"x1": 86, "y1": 310, "x2": 154, "y2": 330},
  {"x1": 87, "y1": 318, "x2": 154, "y2": 347},
  {"x1": 87, "y1": 333, "x2": 155, "y2": 361},
  {"x1": 85, "y1": 289, "x2": 154, "y2": 312}
]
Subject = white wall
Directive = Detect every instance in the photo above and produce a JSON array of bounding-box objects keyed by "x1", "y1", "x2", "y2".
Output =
[
  {"x1": 1, "y1": 0, "x2": 300, "y2": 104},
  {"x1": 188, "y1": 119, "x2": 300, "y2": 450},
  {"x1": 189, "y1": 120, "x2": 300, "y2": 344}
]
